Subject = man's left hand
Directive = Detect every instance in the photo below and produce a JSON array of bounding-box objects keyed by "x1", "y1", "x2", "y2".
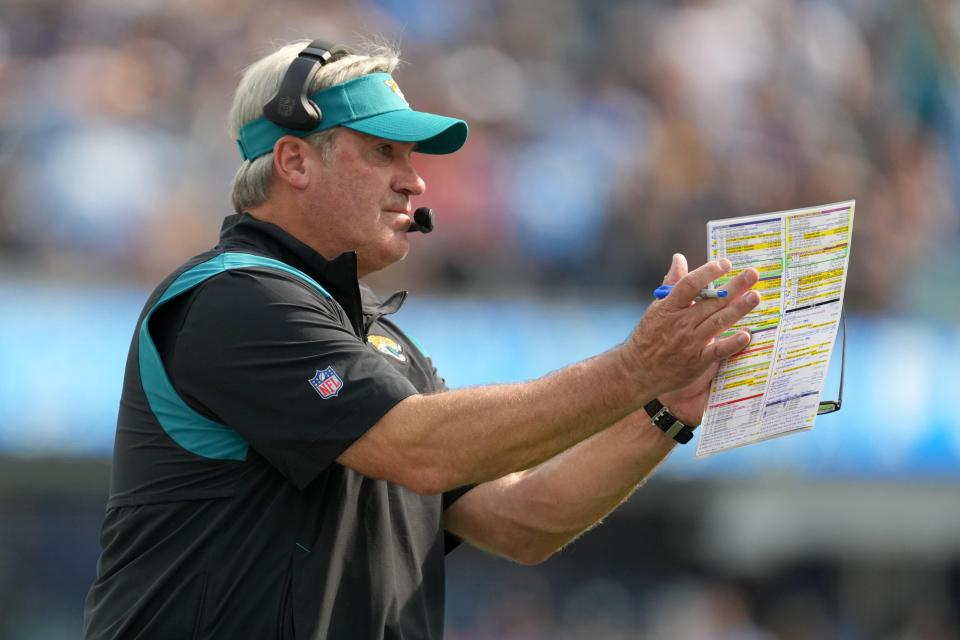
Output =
[
  {"x1": 654, "y1": 253, "x2": 749, "y2": 426},
  {"x1": 659, "y1": 363, "x2": 717, "y2": 425}
]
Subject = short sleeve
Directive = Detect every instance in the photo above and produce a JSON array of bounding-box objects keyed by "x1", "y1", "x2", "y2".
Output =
[
  {"x1": 441, "y1": 484, "x2": 476, "y2": 554},
  {"x1": 158, "y1": 269, "x2": 418, "y2": 489}
]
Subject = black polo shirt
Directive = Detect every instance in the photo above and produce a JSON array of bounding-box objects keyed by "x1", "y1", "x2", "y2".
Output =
[{"x1": 83, "y1": 213, "x2": 472, "y2": 640}]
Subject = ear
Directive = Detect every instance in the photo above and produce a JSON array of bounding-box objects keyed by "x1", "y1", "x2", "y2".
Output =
[{"x1": 272, "y1": 136, "x2": 312, "y2": 190}]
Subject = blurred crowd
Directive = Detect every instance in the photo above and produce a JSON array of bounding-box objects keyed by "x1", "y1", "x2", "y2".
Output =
[
  {"x1": 1, "y1": 3, "x2": 959, "y2": 638},
  {"x1": 0, "y1": 0, "x2": 958, "y2": 315}
]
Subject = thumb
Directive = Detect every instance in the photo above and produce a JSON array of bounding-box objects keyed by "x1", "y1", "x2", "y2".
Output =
[{"x1": 662, "y1": 253, "x2": 689, "y2": 286}]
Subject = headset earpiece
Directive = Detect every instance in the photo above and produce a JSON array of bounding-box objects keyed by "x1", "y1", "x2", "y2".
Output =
[{"x1": 263, "y1": 41, "x2": 336, "y2": 131}]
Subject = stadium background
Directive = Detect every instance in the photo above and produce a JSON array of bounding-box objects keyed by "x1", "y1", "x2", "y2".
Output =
[{"x1": 1, "y1": 0, "x2": 959, "y2": 637}]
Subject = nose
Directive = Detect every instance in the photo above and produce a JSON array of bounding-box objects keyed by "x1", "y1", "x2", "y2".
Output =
[{"x1": 394, "y1": 158, "x2": 426, "y2": 197}]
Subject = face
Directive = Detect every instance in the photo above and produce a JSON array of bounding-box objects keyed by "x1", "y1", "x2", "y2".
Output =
[{"x1": 308, "y1": 128, "x2": 427, "y2": 276}]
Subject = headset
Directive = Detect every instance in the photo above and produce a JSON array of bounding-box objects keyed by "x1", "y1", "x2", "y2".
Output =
[
  {"x1": 262, "y1": 41, "x2": 435, "y2": 234},
  {"x1": 263, "y1": 40, "x2": 339, "y2": 131}
]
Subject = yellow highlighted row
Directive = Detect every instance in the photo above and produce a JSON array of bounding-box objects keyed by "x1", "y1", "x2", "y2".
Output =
[
  {"x1": 712, "y1": 263, "x2": 783, "y2": 285},
  {"x1": 780, "y1": 359, "x2": 827, "y2": 374},
  {"x1": 783, "y1": 347, "x2": 831, "y2": 360},
  {"x1": 788, "y1": 320, "x2": 837, "y2": 330},
  {"x1": 732, "y1": 320, "x2": 779, "y2": 332},
  {"x1": 798, "y1": 268, "x2": 843, "y2": 286},
  {"x1": 725, "y1": 231, "x2": 781, "y2": 244},
  {"x1": 723, "y1": 362, "x2": 773, "y2": 378},
  {"x1": 790, "y1": 243, "x2": 848, "y2": 258},
  {"x1": 755, "y1": 279, "x2": 781, "y2": 292},
  {"x1": 722, "y1": 376, "x2": 769, "y2": 390},
  {"x1": 750, "y1": 306, "x2": 782, "y2": 317},
  {"x1": 802, "y1": 226, "x2": 849, "y2": 241},
  {"x1": 726, "y1": 242, "x2": 783, "y2": 254}
]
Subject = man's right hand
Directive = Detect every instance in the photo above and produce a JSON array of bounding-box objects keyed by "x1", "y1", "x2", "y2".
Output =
[{"x1": 621, "y1": 255, "x2": 761, "y2": 399}]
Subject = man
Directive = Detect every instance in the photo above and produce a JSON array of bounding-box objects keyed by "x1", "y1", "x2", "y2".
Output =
[{"x1": 83, "y1": 41, "x2": 760, "y2": 639}]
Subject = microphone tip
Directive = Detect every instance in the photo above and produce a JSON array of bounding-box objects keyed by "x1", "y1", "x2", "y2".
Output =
[{"x1": 411, "y1": 207, "x2": 434, "y2": 234}]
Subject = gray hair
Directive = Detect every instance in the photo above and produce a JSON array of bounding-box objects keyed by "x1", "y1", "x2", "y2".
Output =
[{"x1": 227, "y1": 40, "x2": 400, "y2": 213}]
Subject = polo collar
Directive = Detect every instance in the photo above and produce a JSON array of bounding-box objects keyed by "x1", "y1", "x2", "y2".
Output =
[
  {"x1": 359, "y1": 285, "x2": 408, "y2": 334},
  {"x1": 218, "y1": 213, "x2": 366, "y2": 336}
]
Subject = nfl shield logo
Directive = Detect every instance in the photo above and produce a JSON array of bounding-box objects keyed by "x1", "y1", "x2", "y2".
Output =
[{"x1": 308, "y1": 366, "x2": 344, "y2": 399}]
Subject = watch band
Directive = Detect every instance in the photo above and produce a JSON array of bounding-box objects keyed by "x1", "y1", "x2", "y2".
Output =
[{"x1": 643, "y1": 399, "x2": 697, "y2": 444}]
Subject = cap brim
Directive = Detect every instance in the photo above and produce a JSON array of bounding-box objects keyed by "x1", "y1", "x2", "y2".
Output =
[{"x1": 343, "y1": 109, "x2": 468, "y2": 155}]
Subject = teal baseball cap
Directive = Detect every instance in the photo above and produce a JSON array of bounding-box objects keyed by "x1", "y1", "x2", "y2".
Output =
[{"x1": 236, "y1": 72, "x2": 468, "y2": 161}]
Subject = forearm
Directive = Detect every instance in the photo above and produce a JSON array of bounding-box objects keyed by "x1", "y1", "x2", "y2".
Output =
[
  {"x1": 444, "y1": 411, "x2": 675, "y2": 564},
  {"x1": 340, "y1": 258, "x2": 759, "y2": 495},
  {"x1": 342, "y1": 348, "x2": 660, "y2": 494}
]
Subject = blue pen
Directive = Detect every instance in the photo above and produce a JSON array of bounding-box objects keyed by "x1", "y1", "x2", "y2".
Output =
[{"x1": 653, "y1": 285, "x2": 728, "y2": 300}]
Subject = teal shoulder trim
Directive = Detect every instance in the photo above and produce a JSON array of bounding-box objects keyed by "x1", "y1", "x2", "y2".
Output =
[
  {"x1": 406, "y1": 333, "x2": 430, "y2": 358},
  {"x1": 138, "y1": 252, "x2": 331, "y2": 461}
]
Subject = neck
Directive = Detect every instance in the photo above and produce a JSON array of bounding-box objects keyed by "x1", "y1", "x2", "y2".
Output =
[
  {"x1": 245, "y1": 199, "x2": 380, "y2": 279},
  {"x1": 246, "y1": 196, "x2": 343, "y2": 263}
]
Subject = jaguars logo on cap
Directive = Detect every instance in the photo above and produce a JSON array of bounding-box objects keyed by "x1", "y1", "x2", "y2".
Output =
[
  {"x1": 384, "y1": 78, "x2": 408, "y2": 105},
  {"x1": 369, "y1": 335, "x2": 406, "y2": 362}
]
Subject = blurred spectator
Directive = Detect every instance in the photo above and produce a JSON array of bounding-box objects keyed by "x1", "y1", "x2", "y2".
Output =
[{"x1": 0, "y1": 0, "x2": 956, "y2": 316}]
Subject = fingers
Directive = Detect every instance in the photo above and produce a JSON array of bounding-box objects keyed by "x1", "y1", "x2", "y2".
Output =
[
  {"x1": 717, "y1": 266, "x2": 759, "y2": 300},
  {"x1": 695, "y1": 288, "x2": 761, "y2": 343},
  {"x1": 665, "y1": 258, "x2": 732, "y2": 307},
  {"x1": 630, "y1": 258, "x2": 762, "y2": 397},
  {"x1": 661, "y1": 253, "x2": 689, "y2": 286},
  {"x1": 687, "y1": 266, "x2": 760, "y2": 324},
  {"x1": 705, "y1": 330, "x2": 752, "y2": 361}
]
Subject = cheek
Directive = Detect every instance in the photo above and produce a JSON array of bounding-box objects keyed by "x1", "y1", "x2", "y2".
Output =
[{"x1": 343, "y1": 173, "x2": 384, "y2": 212}]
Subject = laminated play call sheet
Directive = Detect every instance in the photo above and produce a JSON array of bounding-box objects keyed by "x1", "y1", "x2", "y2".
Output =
[{"x1": 696, "y1": 200, "x2": 855, "y2": 458}]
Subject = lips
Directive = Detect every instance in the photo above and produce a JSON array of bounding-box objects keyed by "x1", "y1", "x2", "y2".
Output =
[{"x1": 382, "y1": 209, "x2": 412, "y2": 231}]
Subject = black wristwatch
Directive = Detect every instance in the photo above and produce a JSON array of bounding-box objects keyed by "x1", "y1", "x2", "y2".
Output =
[{"x1": 644, "y1": 399, "x2": 697, "y2": 444}]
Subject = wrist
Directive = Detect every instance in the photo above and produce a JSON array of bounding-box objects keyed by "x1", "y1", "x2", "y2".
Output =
[
  {"x1": 643, "y1": 398, "x2": 697, "y2": 444},
  {"x1": 615, "y1": 345, "x2": 665, "y2": 406}
]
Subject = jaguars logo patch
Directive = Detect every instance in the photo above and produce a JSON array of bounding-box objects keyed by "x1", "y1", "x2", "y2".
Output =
[
  {"x1": 384, "y1": 78, "x2": 408, "y2": 104},
  {"x1": 369, "y1": 335, "x2": 406, "y2": 362}
]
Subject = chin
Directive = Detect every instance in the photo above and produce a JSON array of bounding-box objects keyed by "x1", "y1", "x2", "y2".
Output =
[{"x1": 357, "y1": 244, "x2": 409, "y2": 277}]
